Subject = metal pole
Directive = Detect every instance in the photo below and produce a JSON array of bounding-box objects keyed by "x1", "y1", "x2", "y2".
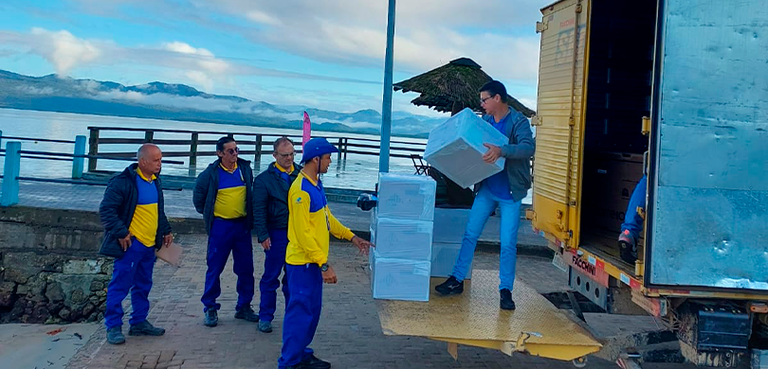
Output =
[
  {"x1": 72, "y1": 135, "x2": 86, "y2": 179},
  {"x1": 1, "y1": 141, "x2": 21, "y2": 207},
  {"x1": 379, "y1": 0, "x2": 396, "y2": 173}
]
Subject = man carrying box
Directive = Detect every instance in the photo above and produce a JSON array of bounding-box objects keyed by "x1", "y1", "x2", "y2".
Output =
[
  {"x1": 435, "y1": 80, "x2": 535, "y2": 311},
  {"x1": 278, "y1": 137, "x2": 372, "y2": 369}
]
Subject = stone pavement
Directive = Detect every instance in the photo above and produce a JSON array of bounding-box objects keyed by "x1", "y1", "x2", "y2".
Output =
[
  {"x1": 64, "y1": 235, "x2": 692, "y2": 369},
  {"x1": 10, "y1": 180, "x2": 548, "y2": 251}
]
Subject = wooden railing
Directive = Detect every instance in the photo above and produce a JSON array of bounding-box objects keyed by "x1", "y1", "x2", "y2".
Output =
[{"x1": 86, "y1": 127, "x2": 427, "y2": 173}]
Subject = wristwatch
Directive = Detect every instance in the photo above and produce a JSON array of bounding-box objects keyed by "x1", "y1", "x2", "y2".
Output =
[{"x1": 320, "y1": 263, "x2": 330, "y2": 272}]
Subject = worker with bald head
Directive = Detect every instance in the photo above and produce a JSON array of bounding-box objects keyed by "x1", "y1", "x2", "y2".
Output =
[{"x1": 98, "y1": 143, "x2": 174, "y2": 345}]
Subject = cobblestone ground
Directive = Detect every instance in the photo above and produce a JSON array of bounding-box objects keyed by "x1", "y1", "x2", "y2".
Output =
[{"x1": 66, "y1": 235, "x2": 693, "y2": 369}]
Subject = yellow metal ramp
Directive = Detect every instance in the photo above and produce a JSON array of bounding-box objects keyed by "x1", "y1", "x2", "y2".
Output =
[{"x1": 376, "y1": 270, "x2": 602, "y2": 361}]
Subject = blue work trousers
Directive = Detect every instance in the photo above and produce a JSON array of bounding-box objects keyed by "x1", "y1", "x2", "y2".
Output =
[
  {"x1": 278, "y1": 264, "x2": 322, "y2": 368},
  {"x1": 621, "y1": 174, "x2": 647, "y2": 239},
  {"x1": 104, "y1": 239, "x2": 156, "y2": 329},
  {"x1": 201, "y1": 217, "x2": 255, "y2": 311},
  {"x1": 258, "y1": 228, "x2": 290, "y2": 322},
  {"x1": 452, "y1": 185, "x2": 521, "y2": 291}
]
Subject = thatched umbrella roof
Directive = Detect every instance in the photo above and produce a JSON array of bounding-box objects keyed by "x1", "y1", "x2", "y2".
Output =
[{"x1": 393, "y1": 57, "x2": 535, "y2": 117}]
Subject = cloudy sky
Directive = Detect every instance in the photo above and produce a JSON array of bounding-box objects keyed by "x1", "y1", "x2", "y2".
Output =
[{"x1": 0, "y1": 0, "x2": 546, "y2": 116}]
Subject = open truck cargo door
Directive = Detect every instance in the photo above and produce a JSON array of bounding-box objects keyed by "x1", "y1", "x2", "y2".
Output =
[
  {"x1": 531, "y1": 0, "x2": 589, "y2": 247},
  {"x1": 645, "y1": 0, "x2": 768, "y2": 292}
]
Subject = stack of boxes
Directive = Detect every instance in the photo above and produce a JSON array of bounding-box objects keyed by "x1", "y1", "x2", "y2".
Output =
[
  {"x1": 370, "y1": 173, "x2": 436, "y2": 302},
  {"x1": 431, "y1": 208, "x2": 473, "y2": 279}
]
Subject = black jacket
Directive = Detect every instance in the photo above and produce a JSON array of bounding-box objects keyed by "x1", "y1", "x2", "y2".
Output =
[
  {"x1": 252, "y1": 162, "x2": 301, "y2": 243},
  {"x1": 193, "y1": 158, "x2": 254, "y2": 235},
  {"x1": 98, "y1": 164, "x2": 172, "y2": 258}
]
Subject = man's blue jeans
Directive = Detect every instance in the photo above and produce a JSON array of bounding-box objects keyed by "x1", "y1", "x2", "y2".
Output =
[
  {"x1": 621, "y1": 174, "x2": 647, "y2": 240},
  {"x1": 452, "y1": 185, "x2": 521, "y2": 291}
]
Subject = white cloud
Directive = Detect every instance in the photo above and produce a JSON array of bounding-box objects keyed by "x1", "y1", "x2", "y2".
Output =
[
  {"x1": 28, "y1": 28, "x2": 102, "y2": 75},
  {"x1": 245, "y1": 10, "x2": 282, "y2": 26},
  {"x1": 159, "y1": 41, "x2": 231, "y2": 90},
  {"x1": 65, "y1": 0, "x2": 544, "y2": 83},
  {"x1": 15, "y1": 85, "x2": 55, "y2": 95},
  {"x1": 95, "y1": 89, "x2": 147, "y2": 102},
  {"x1": 202, "y1": 0, "x2": 543, "y2": 82},
  {"x1": 1, "y1": 28, "x2": 377, "y2": 93}
]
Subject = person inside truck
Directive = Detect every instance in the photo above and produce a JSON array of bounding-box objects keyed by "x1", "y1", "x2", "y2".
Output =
[
  {"x1": 618, "y1": 174, "x2": 647, "y2": 264},
  {"x1": 434, "y1": 80, "x2": 535, "y2": 311}
]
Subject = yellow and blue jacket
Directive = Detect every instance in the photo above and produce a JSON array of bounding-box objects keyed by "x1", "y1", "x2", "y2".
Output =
[
  {"x1": 128, "y1": 169, "x2": 158, "y2": 247},
  {"x1": 213, "y1": 163, "x2": 247, "y2": 219},
  {"x1": 286, "y1": 171, "x2": 354, "y2": 266},
  {"x1": 192, "y1": 158, "x2": 254, "y2": 235}
]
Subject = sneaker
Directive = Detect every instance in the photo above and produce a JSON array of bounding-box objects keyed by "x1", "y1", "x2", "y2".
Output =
[
  {"x1": 106, "y1": 326, "x2": 125, "y2": 345},
  {"x1": 618, "y1": 229, "x2": 638, "y2": 264},
  {"x1": 235, "y1": 305, "x2": 259, "y2": 322},
  {"x1": 259, "y1": 320, "x2": 273, "y2": 333},
  {"x1": 128, "y1": 321, "x2": 165, "y2": 336},
  {"x1": 204, "y1": 308, "x2": 218, "y2": 327},
  {"x1": 500, "y1": 289, "x2": 516, "y2": 310},
  {"x1": 301, "y1": 354, "x2": 331, "y2": 369},
  {"x1": 434, "y1": 276, "x2": 464, "y2": 296}
]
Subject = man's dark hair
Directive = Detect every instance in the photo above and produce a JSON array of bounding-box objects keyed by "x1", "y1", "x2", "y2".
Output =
[
  {"x1": 273, "y1": 136, "x2": 294, "y2": 152},
  {"x1": 479, "y1": 80, "x2": 508, "y2": 103},
  {"x1": 216, "y1": 136, "x2": 236, "y2": 152}
]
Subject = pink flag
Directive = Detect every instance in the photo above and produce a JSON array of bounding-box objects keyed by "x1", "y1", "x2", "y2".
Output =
[{"x1": 302, "y1": 111, "x2": 312, "y2": 148}]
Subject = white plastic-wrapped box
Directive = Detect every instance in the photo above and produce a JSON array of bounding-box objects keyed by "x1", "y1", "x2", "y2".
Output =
[
  {"x1": 430, "y1": 242, "x2": 473, "y2": 280},
  {"x1": 376, "y1": 173, "x2": 436, "y2": 221},
  {"x1": 371, "y1": 251, "x2": 431, "y2": 302},
  {"x1": 371, "y1": 217, "x2": 432, "y2": 261},
  {"x1": 432, "y1": 208, "x2": 471, "y2": 243},
  {"x1": 424, "y1": 107, "x2": 509, "y2": 189}
]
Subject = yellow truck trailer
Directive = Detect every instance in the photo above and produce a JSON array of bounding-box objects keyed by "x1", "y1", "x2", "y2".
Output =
[{"x1": 528, "y1": 0, "x2": 768, "y2": 367}]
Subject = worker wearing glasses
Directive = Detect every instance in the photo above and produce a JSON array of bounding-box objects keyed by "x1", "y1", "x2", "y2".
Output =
[
  {"x1": 193, "y1": 136, "x2": 258, "y2": 327},
  {"x1": 252, "y1": 136, "x2": 301, "y2": 333}
]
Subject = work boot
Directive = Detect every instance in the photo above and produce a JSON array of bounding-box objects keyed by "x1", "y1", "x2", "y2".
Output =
[
  {"x1": 301, "y1": 354, "x2": 331, "y2": 369},
  {"x1": 204, "y1": 308, "x2": 218, "y2": 327},
  {"x1": 235, "y1": 305, "x2": 259, "y2": 322},
  {"x1": 434, "y1": 276, "x2": 464, "y2": 296},
  {"x1": 106, "y1": 326, "x2": 125, "y2": 345},
  {"x1": 618, "y1": 229, "x2": 638, "y2": 264},
  {"x1": 258, "y1": 320, "x2": 273, "y2": 333},
  {"x1": 128, "y1": 320, "x2": 165, "y2": 336},
  {"x1": 500, "y1": 289, "x2": 516, "y2": 310}
]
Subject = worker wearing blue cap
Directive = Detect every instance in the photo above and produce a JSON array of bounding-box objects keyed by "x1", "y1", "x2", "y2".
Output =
[{"x1": 278, "y1": 137, "x2": 373, "y2": 369}]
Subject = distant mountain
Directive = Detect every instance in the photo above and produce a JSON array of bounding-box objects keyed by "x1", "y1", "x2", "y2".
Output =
[{"x1": 0, "y1": 70, "x2": 447, "y2": 138}]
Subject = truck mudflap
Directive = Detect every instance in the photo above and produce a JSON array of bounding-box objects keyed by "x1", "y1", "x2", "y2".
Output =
[{"x1": 376, "y1": 269, "x2": 602, "y2": 362}]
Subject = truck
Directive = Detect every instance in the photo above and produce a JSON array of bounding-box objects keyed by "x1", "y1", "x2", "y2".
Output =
[
  {"x1": 528, "y1": 0, "x2": 768, "y2": 367},
  {"x1": 372, "y1": 0, "x2": 767, "y2": 368}
]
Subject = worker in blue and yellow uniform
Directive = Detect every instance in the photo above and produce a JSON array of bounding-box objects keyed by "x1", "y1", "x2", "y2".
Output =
[
  {"x1": 99, "y1": 144, "x2": 173, "y2": 345},
  {"x1": 278, "y1": 137, "x2": 373, "y2": 369},
  {"x1": 252, "y1": 136, "x2": 301, "y2": 334},
  {"x1": 193, "y1": 136, "x2": 257, "y2": 327}
]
